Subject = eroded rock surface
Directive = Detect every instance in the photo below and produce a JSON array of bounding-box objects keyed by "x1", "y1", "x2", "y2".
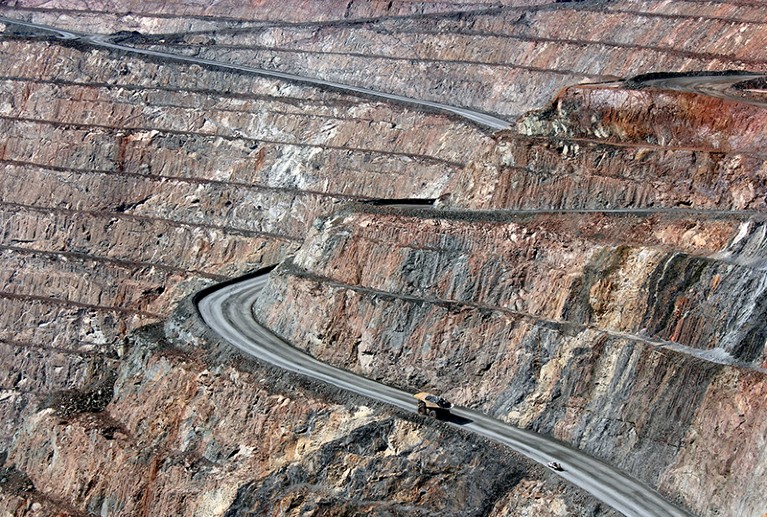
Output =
[
  {"x1": 250, "y1": 18, "x2": 767, "y2": 517},
  {"x1": 1, "y1": 0, "x2": 766, "y2": 515},
  {"x1": 0, "y1": 25, "x2": 482, "y2": 451},
  {"x1": 254, "y1": 205, "x2": 767, "y2": 514},
  {"x1": 6, "y1": 301, "x2": 615, "y2": 516}
]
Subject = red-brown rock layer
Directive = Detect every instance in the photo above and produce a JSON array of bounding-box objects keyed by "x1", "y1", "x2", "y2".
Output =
[{"x1": 452, "y1": 83, "x2": 767, "y2": 212}]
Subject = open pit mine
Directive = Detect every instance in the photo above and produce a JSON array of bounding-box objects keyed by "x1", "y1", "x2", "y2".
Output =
[{"x1": 1, "y1": 1, "x2": 766, "y2": 516}]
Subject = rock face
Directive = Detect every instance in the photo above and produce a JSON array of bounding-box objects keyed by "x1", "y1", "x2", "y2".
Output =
[
  {"x1": 452, "y1": 82, "x2": 767, "y2": 212},
  {"x1": 254, "y1": 206, "x2": 767, "y2": 513},
  {"x1": 261, "y1": 207, "x2": 767, "y2": 362},
  {"x1": 1, "y1": 0, "x2": 766, "y2": 515},
  {"x1": 6, "y1": 300, "x2": 615, "y2": 516},
  {"x1": 3, "y1": 0, "x2": 554, "y2": 26},
  {"x1": 0, "y1": 28, "x2": 483, "y2": 451},
  {"x1": 251, "y1": 33, "x2": 767, "y2": 517},
  {"x1": 6, "y1": 0, "x2": 767, "y2": 119}
]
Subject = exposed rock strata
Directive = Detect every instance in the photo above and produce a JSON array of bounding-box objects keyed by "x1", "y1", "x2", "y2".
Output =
[
  {"x1": 451, "y1": 133, "x2": 767, "y2": 212},
  {"x1": 254, "y1": 207, "x2": 767, "y2": 516},
  {"x1": 451, "y1": 83, "x2": 767, "y2": 212},
  {"x1": 1, "y1": 0, "x2": 767, "y2": 515},
  {"x1": 6, "y1": 0, "x2": 767, "y2": 122},
  {"x1": 261, "y1": 207, "x2": 767, "y2": 362},
  {"x1": 2, "y1": 0, "x2": 549, "y2": 26},
  {"x1": 80, "y1": 0, "x2": 767, "y2": 119},
  {"x1": 248, "y1": 36, "x2": 767, "y2": 516},
  {"x1": 519, "y1": 85, "x2": 767, "y2": 152},
  {"x1": 0, "y1": 31, "x2": 483, "y2": 450},
  {"x1": 5, "y1": 299, "x2": 615, "y2": 516}
]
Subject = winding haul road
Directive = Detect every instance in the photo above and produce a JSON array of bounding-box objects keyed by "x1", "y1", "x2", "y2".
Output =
[
  {"x1": 3, "y1": 15, "x2": 746, "y2": 516},
  {"x1": 199, "y1": 273, "x2": 691, "y2": 517}
]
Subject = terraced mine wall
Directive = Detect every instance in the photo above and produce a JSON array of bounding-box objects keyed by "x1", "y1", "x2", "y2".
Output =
[
  {"x1": 453, "y1": 83, "x2": 767, "y2": 212},
  {"x1": 0, "y1": 32, "x2": 487, "y2": 457},
  {"x1": 253, "y1": 84, "x2": 767, "y2": 516},
  {"x1": 254, "y1": 208, "x2": 767, "y2": 516},
  {"x1": 122, "y1": 1, "x2": 767, "y2": 119},
  {"x1": 2, "y1": 0, "x2": 556, "y2": 26},
  {"x1": 6, "y1": 0, "x2": 767, "y2": 120},
  {"x1": 1, "y1": 9, "x2": 607, "y2": 514},
  {"x1": 2, "y1": 0, "x2": 767, "y2": 514}
]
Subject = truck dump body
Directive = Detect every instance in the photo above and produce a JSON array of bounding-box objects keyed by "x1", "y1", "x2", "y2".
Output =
[{"x1": 414, "y1": 392, "x2": 452, "y2": 417}]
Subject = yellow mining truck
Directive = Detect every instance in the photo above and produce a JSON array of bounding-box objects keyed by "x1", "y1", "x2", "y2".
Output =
[{"x1": 414, "y1": 392, "x2": 453, "y2": 418}]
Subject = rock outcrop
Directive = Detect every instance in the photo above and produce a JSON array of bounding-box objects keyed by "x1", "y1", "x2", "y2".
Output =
[
  {"x1": 5, "y1": 299, "x2": 616, "y2": 516},
  {"x1": 452, "y1": 82, "x2": 767, "y2": 212},
  {"x1": 0, "y1": 28, "x2": 483, "y2": 450}
]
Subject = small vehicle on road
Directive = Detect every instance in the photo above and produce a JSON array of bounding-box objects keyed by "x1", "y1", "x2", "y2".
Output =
[
  {"x1": 414, "y1": 392, "x2": 453, "y2": 418},
  {"x1": 547, "y1": 461, "x2": 564, "y2": 471}
]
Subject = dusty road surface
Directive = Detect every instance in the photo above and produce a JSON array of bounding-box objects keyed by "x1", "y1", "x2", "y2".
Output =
[{"x1": 198, "y1": 271, "x2": 692, "y2": 517}]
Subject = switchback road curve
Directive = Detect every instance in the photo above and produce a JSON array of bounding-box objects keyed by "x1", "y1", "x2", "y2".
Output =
[{"x1": 198, "y1": 271, "x2": 692, "y2": 517}]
